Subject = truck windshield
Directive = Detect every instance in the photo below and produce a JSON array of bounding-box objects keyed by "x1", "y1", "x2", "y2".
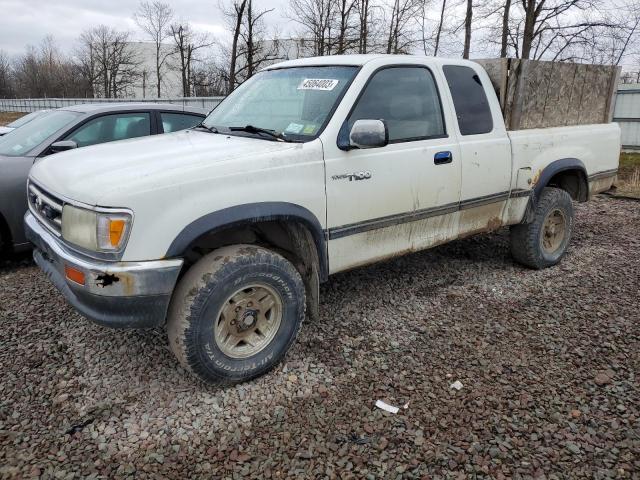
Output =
[
  {"x1": 203, "y1": 66, "x2": 358, "y2": 141},
  {"x1": 0, "y1": 110, "x2": 80, "y2": 157}
]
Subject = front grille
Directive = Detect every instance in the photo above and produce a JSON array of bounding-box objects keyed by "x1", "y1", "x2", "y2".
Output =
[{"x1": 28, "y1": 182, "x2": 63, "y2": 235}]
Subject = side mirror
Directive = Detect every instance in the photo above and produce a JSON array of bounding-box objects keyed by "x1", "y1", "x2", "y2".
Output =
[
  {"x1": 349, "y1": 119, "x2": 388, "y2": 149},
  {"x1": 50, "y1": 140, "x2": 78, "y2": 153}
]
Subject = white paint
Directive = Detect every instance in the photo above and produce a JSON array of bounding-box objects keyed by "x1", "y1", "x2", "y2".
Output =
[
  {"x1": 29, "y1": 54, "x2": 621, "y2": 271},
  {"x1": 30, "y1": 131, "x2": 326, "y2": 262}
]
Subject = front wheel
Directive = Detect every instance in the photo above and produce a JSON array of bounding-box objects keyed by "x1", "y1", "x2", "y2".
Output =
[
  {"x1": 510, "y1": 187, "x2": 574, "y2": 269},
  {"x1": 167, "y1": 245, "x2": 306, "y2": 384}
]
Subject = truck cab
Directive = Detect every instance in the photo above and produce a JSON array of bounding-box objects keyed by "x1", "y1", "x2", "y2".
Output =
[{"x1": 25, "y1": 55, "x2": 620, "y2": 384}]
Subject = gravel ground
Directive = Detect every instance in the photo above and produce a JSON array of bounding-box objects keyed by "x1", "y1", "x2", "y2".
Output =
[{"x1": 1, "y1": 196, "x2": 638, "y2": 479}]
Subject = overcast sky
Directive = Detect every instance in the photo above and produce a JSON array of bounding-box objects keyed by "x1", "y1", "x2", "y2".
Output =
[{"x1": 0, "y1": 0, "x2": 291, "y2": 56}]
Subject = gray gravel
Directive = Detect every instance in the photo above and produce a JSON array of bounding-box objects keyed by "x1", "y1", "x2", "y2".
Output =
[{"x1": 1, "y1": 195, "x2": 639, "y2": 479}]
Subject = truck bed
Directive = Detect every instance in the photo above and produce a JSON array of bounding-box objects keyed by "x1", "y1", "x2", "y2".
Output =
[{"x1": 508, "y1": 122, "x2": 621, "y2": 197}]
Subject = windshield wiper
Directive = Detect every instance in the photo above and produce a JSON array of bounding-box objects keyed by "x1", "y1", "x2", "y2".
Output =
[
  {"x1": 229, "y1": 125, "x2": 288, "y2": 142},
  {"x1": 192, "y1": 122, "x2": 219, "y2": 134}
]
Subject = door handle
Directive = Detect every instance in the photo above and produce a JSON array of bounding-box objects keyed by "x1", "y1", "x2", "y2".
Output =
[{"x1": 434, "y1": 151, "x2": 453, "y2": 165}]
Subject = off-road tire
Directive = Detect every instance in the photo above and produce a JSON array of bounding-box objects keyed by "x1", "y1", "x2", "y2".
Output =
[
  {"x1": 167, "y1": 244, "x2": 306, "y2": 384},
  {"x1": 510, "y1": 187, "x2": 574, "y2": 269}
]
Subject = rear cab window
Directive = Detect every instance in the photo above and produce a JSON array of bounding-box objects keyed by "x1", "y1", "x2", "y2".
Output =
[{"x1": 442, "y1": 65, "x2": 493, "y2": 135}]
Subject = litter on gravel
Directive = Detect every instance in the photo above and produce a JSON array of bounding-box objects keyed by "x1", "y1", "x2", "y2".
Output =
[
  {"x1": 449, "y1": 380, "x2": 464, "y2": 390},
  {"x1": 375, "y1": 399, "x2": 400, "y2": 414}
]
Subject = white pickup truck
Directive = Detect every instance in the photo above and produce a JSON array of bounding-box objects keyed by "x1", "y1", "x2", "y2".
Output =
[{"x1": 25, "y1": 55, "x2": 620, "y2": 384}]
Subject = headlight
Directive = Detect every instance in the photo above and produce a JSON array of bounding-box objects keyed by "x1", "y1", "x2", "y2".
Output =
[{"x1": 61, "y1": 205, "x2": 132, "y2": 252}]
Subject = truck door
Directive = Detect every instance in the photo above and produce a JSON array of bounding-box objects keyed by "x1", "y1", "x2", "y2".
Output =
[
  {"x1": 441, "y1": 64, "x2": 512, "y2": 236},
  {"x1": 323, "y1": 65, "x2": 462, "y2": 273}
]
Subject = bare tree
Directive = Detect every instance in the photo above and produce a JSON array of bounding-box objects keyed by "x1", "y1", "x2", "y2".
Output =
[
  {"x1": 220, "y1": 0, "x2": 281, "y2": 92},
  {"x1": 334, "y1": 0, "x2": 359, "y2": 53},
  {"x1": 134, "y1": 0, "x2": 174, "y2": 97},
  {"x1": 473, "y1": 0, "x2": 628, "y2": 64},
  {"x1": 515, "y1": 0, "x2": 616, "y2": 60},
  {"x1": 0, "y1": 50, "x2": 14, "y2": 97},
  {"x1": 191, "y1": 60, "x2": 228, "y2": 96},
  {"x1": 224, "y1": 0, "x2": 248, "y2": 93},
  {"x1": 289, "y1": 0, "x2": 335, "y2": 56},
  {"x1": 386, "y1": 0, "x2": 422, "y2": 54},
  {"x1": 169, "y1": 23, "x2": 214, "y2": 97},
  {"x1": 240, "y1": 0, "x2": 277, "y2": 78},
  {"x1": 462, "y1": 0, "x2": 472, "y2": 58},
  {"x1": 12, "y1": 37, "x2": 88, "y2": 98},
  {"x1": 582, "y1": 1, "x2": 640, "y2": 66},
  {"x1": 356, "y1": 0, "x2": 372, "y2": 53},
  {"x1": 433, "y1": 0, "x2": 447, "y2": 55},
  {"x1": 500, "y1": 0, "x2": 512, "y2": 57},
  {"x1": 77, "y1": 26, "x2": 140, "y2": 98}
]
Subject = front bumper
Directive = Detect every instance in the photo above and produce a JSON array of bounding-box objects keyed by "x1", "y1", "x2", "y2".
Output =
[{"x1": 25, "y1": 212, "x2": 183, "y2": 328}]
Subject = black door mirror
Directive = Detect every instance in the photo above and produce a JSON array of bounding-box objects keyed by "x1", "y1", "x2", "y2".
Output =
[
  {"x1": 349, "y1": 119, "x2": 388, "y2": 149},
  {"x1": 50, "y1": 140, "x2": 78, "y2": 153}
]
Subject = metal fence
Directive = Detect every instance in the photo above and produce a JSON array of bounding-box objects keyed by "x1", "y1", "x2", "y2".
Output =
[
  {"x1": 0, "y1": 96, "x2": 224, "y2": 113},
  {"x1": 1, "y1": 87, "x2": 640, "y2": 149},
  {"x1": 613, "y1": 84, "x2": 640, "y2": 150}
]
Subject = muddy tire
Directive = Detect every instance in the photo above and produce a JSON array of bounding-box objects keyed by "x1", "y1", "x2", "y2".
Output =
[
  {"x1": 510, "y1": 187, "x2": 574, "y2": 269},
  {"x1": 166, "y1": 244, "x2": 305, "y2": 384}
]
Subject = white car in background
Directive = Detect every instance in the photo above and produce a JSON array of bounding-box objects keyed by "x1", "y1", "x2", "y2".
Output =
[{"x1": 0, "y1": 110, "x2": 50, "y2": 136}]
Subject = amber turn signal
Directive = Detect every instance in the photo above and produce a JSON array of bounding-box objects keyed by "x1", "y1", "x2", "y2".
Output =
[
  {"x1": 65, "y1": 265, "x2": 85, "y2": 285},
  {"x1": 109, "y1": 219, "x2": 126, "y2": 247}
]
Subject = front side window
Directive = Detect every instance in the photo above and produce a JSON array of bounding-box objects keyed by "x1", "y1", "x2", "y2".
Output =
[
  {"x1": 443, "y1": 65, "x2": 493, "y2": 135},
  {"x1": 347, "y1": 67, "x2": 446, "y2": 143},
  {"x1": 65, "y1": 113, "x2": 151, "y2": 148},
  {"x1": 0, "y1": 110, "x2": 80, "y2": 157},
  {"x1": 204, "y1": 66, "x2": 358, "y2": 141},
  {"x1": 161, "y1": 112, "x2": 203, "y2": 133}
]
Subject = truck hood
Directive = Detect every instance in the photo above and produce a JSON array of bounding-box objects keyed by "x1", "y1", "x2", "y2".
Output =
[{"x1": 29, "y1": 130, "x2": 299, "y2": 206}]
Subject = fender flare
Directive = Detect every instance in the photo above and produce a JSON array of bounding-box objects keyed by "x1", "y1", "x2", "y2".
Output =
[
  {"x1": 533, "y1": 157, "x2": 588, "y2": 201},
  {"x1": 521, "y1": 158, "x2": 587, "y2": 224},
  {"x1": 165, "y1": 202, "x2": 328, "y2": 280}
]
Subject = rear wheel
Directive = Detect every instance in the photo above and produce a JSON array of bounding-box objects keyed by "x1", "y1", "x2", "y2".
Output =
[
  {"x1": 510, "y1": 187, "x2": 574, "y2": 269},
  {"x1": 167, "y1": 244, "x2": 306, "y2": 384}
]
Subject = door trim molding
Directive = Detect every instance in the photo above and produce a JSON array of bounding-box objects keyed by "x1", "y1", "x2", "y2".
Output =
[{"x1": 327, "y1": 189, "x2": 532, "y2": 240}]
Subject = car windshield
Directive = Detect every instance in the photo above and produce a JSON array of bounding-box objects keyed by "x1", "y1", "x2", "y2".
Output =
[
  {"x1": 203, "y1": 66, "x2": 358, "y2": 141},
  {"x1": 7, "y1": 110, "x2": 49, "y2": 128},
  {"x1": 0, "y1": 110, "x2": 80, "y2": 157}
]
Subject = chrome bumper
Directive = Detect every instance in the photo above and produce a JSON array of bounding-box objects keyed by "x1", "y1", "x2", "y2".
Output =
[{"x1": 25, "y1": 212, "x2": 183, "y2": 328}]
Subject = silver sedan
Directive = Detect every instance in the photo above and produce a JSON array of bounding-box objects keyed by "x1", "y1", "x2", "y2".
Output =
[{"x1": 0, "y1": 103, "x2": 206, "y2": 252}]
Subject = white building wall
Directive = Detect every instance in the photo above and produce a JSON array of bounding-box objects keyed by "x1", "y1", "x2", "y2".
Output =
[{"x1": 128, "y1": 42, "x2": 183, "y2": 98}]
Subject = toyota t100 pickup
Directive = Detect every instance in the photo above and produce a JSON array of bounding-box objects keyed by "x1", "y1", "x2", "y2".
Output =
[{"x1": 25, "y1": 55, "x2": 620, "y2": 384}]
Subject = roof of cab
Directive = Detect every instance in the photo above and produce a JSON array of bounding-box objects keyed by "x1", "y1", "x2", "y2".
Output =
[
  {"x1": 263, "y1": 54, "x2": 476, "y2": 70},
  {"x1": 59, "y1": 103, "x2": 207, "y2": 115}
]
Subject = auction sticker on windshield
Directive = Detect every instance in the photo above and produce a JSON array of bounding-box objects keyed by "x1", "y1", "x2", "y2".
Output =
[{"x1": 298, "y1": 79, "x2": 339, "y2": 91}]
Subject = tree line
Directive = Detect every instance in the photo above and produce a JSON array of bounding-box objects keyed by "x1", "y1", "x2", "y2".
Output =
[{"x1": 0, "y1": 0, "x2": 639, "y2": 100}]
